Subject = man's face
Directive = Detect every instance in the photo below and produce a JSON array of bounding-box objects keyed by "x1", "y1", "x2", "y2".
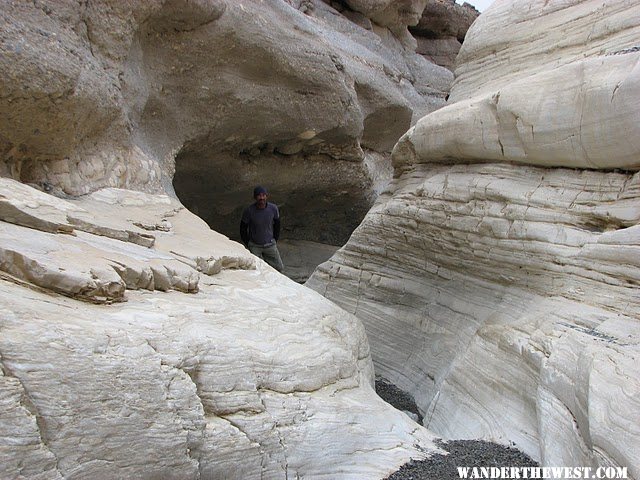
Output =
[{"x1": 255, "y1": 192, "x2": 267, "y2": 208}]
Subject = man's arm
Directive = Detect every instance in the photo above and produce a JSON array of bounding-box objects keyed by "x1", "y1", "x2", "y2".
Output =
[
  {"x1": 240, "y1": 220, "x2": 250, "y2": 246},
  {"x1": 273, "y1": 217, "x2": 280, "y2": 242}
]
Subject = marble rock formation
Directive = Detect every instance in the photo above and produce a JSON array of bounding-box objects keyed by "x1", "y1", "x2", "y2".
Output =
[
  {"x1": 0, "y1": 0, "x2": 454, "y2": 282},
  {"x1": 167, "y1": 0, "x2": 453, "y2": 280},
  {"x1": 0, "y1": 178, "x2": 439, "y2": 479},
  {"x1": 0, "y1": 1, "x2": 457, "y2": 477},
  {"x1": 308, "y1": 0, "x2": 640, "y2": 475}
]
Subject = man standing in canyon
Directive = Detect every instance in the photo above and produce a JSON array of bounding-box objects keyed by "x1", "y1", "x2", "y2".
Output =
[{"x1": 240, "y1": 186, "x2": 284, "y2": 272}]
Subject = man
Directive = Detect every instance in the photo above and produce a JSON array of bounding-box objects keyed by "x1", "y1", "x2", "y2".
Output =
[{"x1": 240, "y1": 185, "x2": 284, "y2": 272}]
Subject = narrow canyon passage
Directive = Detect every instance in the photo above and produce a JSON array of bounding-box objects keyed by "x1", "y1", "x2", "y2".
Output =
[{"x1": 2, "y1": 0, "x2": 638, "y2": 478}]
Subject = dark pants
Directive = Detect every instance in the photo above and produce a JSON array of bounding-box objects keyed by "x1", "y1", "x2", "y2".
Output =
[{"x1": 248, "y1": 241, "x2": 284, "y2": 272}]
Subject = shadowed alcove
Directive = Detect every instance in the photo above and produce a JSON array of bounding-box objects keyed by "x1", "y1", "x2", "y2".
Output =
[{"x1": 172, "y1": 138, "x2": 392, "y2": 281}]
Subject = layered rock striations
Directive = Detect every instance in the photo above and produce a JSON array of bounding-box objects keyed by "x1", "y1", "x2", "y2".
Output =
[
  {"x1": 0, "y1": 1, "x2": 460, "y2": 478},
  {"x1": 308, "y1": 0, "x2": 640, "y2": 475},
  {"x1": 0, "y1": 178, "x2": 439, "y2": 479},
  {"x1": 401, "y1": 0, "x2": 640, "y2": 170}
]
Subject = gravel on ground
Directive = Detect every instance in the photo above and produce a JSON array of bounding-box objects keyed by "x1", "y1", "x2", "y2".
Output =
[
  {"x1": 375, "y1": 378, "x2": 538, "y2": 480},
  {"x1": 375, "y1": 377, "x2": 423, "y2": 423},
  {"x1": 384, "y1": 439, "x2": 539, "y2": 480}
]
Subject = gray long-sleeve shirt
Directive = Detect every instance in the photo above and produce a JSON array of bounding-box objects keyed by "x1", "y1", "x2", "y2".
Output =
[{"x1": 240, "y1": 202, "x2": 280, "y2": 246}]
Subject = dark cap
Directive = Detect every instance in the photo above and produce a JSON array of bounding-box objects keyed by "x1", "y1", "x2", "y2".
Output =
[{"x1": 253, "y1": 185, "x2": 267, "y2": 197}]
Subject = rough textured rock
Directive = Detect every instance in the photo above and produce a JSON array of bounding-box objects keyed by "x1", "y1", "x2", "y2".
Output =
[
  {"x1": 415, "y1": 0, "x2": 478, "y2": 42},
  {"x1": 0, "y1": 180, "x2": 438, "y2": 479},
  {"x1": 0, "y1": 1, "x2": 167, "y2": 193},
  {"x1": 343, "y1": 0, "x2": 429, "y2": 48},
  {"x1": 0, "y1": 0, "x2": 453, "y2": 277},
  {"x1": 308, "y1": 0, "x2": 640, "y2": 476}
]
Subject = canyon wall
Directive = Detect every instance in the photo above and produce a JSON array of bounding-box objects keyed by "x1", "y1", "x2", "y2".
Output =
[
  {"x1": 0, "y1": 1, "x2": 472, "y2": 478},
  {"x1": 1, "y1": 0, "x2": 471, "y2": 281},
  {"x1": 308, "y1": 0, "x2": 640, "y2": 475}
]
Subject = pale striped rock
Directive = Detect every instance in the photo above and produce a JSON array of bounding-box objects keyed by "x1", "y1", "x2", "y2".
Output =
[
  {"x1": 0, "y1": 182, "x2": 439, "y2": 479},
  {"x1": 308, "y1": 0, "x2": 640, "y2": 475},
  {"x1": 308, "y1": 163, "x2": 640, "y2": 474},
  {"x1": 394, "y1": 0, "x2": 640, "y2": 170}
]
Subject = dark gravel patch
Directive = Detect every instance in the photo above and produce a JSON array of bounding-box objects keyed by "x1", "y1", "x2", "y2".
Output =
[
  {"x1": 375, "y1": 377, "x2": 423, "y2": 423},
  {"x1": 384, "y1": 439, "x2": 538, "y2": 480},
  {"x1": 375, "y1": 378, "x2": 538, "y2": 479}
]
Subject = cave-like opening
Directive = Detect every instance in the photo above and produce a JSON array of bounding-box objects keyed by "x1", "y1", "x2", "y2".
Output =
[{"x1": 173, "y1": 138, "x2": 391, "y2": 281}]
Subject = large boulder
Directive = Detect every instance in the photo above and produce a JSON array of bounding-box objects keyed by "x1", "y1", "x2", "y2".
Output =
[
  {"x1": 308, "y1": 0, "x2": 640, "y2": 475},
  {"x1": 0, "y1": 179, "x2": 438, "y2": 479}
]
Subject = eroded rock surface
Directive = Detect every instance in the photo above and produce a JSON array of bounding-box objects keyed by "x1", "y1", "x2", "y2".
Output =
[
  {"x1": 308, "y1": 0, "x2": 640, "y2": 475},
  {"x1": 1, "y1": 0, "x2": 455, "y2": 279},
  {"x1": 0, "y1": 180, "x2": 438, "y2": 479},
  {"x1": 0, "y1": 3, "x2": 460, "y2": 475},
  {"x1": 0, "y1": 179, "x2": 248, "y2": 300}
]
